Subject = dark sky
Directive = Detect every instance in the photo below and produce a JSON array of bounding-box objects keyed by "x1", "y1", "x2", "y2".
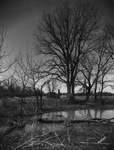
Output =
[
  {"x1": 0, "y1": 0, "x2": 60, "y2": 26},
  {"x1": 0, "y1": 0, "x2": 114, "y2": 54},
  {"x1": 0, "y1": 0, "x2": 61, "y2": 54}
]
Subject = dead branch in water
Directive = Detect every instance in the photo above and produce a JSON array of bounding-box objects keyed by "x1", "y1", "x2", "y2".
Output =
[{"x1": 38, "y1": 117, "x2": 114, "y2": 125}]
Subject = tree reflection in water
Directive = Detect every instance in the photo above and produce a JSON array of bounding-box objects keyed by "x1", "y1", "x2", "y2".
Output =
[{"x1": 42, "y1": 109, "x2": 114, "y2": 121}]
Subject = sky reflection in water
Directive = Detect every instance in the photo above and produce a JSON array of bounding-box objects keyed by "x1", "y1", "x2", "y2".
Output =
[{"x1": 42, "y1": 109, "x2": 114, "y2": 120}]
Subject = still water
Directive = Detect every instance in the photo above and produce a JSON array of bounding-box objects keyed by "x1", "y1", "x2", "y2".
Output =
[
  {"x1": 25, "y1": 109, "x2": 114, "y2": 133},
  {"x1": 42, "y1": 109, "x2": 114, "y2": 120}
]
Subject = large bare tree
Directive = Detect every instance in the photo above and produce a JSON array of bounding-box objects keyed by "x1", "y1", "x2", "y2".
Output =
[{"x1": 35, "y1": 0, "x2": 102, "y2": 95}]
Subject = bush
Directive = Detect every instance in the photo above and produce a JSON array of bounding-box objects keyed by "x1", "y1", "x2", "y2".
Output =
[
  {"x1": 67, "y1": 94, "x2": 76, "y2": 104},
  {"x1": 46, "y1": 92, "x2": 60, "y2": 98}
]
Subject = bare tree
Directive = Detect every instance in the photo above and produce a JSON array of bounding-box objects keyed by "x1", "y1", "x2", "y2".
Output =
[
  {"x1": 18, "y1": 47, "x2": 47, "y2": 114},
  {"x1": 0, "y1": 26, "x2": 7, "y2": 73},
  {"x1": 93, "y1": 40, "x2": 113, "y2": 101},
  {"x1": 15, "y1": 59, "x2": 29, "y2": 116},
  {"x1": 77, "y1": 52, "x2": 98, "y2": 101},
  {"x1": 3, "y1": 75, "x2": 18, "y2": 97},
  {"x1": 98, "y1": 61, "x2": 114, "y2": 103},
  {"x1": 0, "y1": 26, "x2": 19, "y2": 110},
  {"x1": 46, "y1": 80, "x2": 51, "y2": 93},
  {"x1": 35, "y1": 0, "x2": 102, "y2": 95},
  {"x1": 0, "y1": 26, "x2": 18, "y2": 75},
  {"x1": 78, "y1": 37, "x2": 114, "y2": 102},
  {"x1": 46, "y1": 79, "x2": 58, "y2": 93}
]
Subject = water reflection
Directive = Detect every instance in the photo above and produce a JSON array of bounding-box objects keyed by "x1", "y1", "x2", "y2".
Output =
[
  {"x1": 42, "y1": 109, "x2": 114, "y2": 120},
  {"x1": 26, "y1": 109, "x2": 114, "y2": 133}
]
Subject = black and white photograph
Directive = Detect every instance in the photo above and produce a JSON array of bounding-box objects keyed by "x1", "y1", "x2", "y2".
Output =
[{"x1": 0, "y1": 0, "x2": 114, "y2": 149}]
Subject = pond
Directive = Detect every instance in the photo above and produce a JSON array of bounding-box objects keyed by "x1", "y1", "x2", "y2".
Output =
[
  {"x1": 42, "y1": 109, "x2": 114, "y2": 121},
  {"x1": 23, "y1": 109, "x2": 114, "y2": 134},
  {"x1": 30, "y1": 109, "x2": 114, "y2": 133},
  {"x1": 1, "y1": 109, "x2": 114, "y2": 139}
]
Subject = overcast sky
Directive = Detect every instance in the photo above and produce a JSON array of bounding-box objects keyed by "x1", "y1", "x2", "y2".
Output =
[{"x1": 0, "y1": 0, "x2": 62, "y2": 55}]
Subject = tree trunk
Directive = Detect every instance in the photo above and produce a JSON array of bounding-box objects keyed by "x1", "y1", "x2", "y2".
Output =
[
  {"x1": 39, "y1": 91, "x2": 43, "y2": 113},
  {"x1": 67, "y1": 82, "x2": 75, "y2": 95},
  {"x1": 34, "y1": 88, "x2": 39, "y2": 114},
  {"x1": 20, "y1": 97, "x2": 23, "y2": 116},
  {"x1": 85, "y1": 88, "x2": 91, "y2": 102},
  {"x1": 71, "y1": 81, "x2": 75, "y2": 94},
  {"x1": 67, "y1": 83, "x2": 71, "y2": 95},
  {"x1": 94, "y1": 80, "x2": 98, "y2": 100},
  {"x1": 100, "y1": 81, "x2": 104, "y2": 105},
  {"x1": 20, "y1": 88, "x2": 25, "y2": 116}
]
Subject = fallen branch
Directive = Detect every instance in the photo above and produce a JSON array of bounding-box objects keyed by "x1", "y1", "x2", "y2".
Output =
[
  {"x1": 38, "y1": 118, "x2": 114, "y2": 125},
  {"x1": 0, "y1": 125, "x2": 17, "y2": 140}
]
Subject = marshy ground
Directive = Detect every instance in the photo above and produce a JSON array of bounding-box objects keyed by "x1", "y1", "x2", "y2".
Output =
[{"x1": 0, "y1": 95, "x2": 114, "y2": 150}]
